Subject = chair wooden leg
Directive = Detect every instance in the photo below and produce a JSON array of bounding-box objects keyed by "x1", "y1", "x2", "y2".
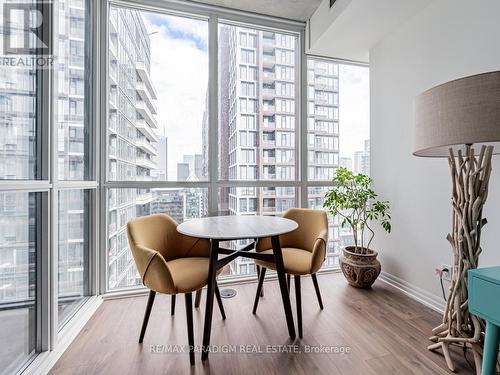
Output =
[
  {"x1": 171, "y1": 295, "x2": 176, "y2": 316},
  {"x1": 195, "y1": 289, "x2": 202, "y2": 308},
  {"x1": 311, "y1": 273, "x2": 324, "y2": 310},
  {"x1": 139, "y1": 290, "x2": 155, "y2": 343},
  {"x1": 287, "y1": 274, "x2": 291, "y2": 294},
  {"x1": 253, "y1": 267, "x2": 266, "y2": 314},
  {"x1": 294, "y1": 275, "x2": 303, "y2": 338},
  {"x1": 256, "y1": 265, "x2": 264, "y2": 297},
  {"x1": 215, "y1": 282, "x2": 226, "y2": 320},
  {"x1": 185, "y1": 293, "x2": 195, "y2": 365}
]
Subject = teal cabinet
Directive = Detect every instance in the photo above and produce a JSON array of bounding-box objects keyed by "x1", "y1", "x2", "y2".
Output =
[{"x1": 469, "y1": 267, "x2": 500, "y2": 375}]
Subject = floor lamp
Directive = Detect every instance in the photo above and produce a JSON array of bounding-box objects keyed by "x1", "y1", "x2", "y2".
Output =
[{"x1": 413, "y1": 71, "x2": 500, "y2": 372}]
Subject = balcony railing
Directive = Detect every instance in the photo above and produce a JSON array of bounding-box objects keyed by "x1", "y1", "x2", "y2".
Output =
[
  {"x1": 136, "y1": 61, "x2": 158, "y2": 100},
  {"x1": 262, "y1": 105, "x2": 275, "y2": 115},
  {"x1": 262, "y1": 88, "x2": 275, "y2": 98},
  {"x1": 136, "y1": 100, "x2": 157, "y2": 129},
  {"x1": 136, "y1": 120, "x2": 158, "y2": 142},
  {"x1": 136, "y1": 156, "x2": 157, "y2": 170},
  {"x1": 263, "y1": 54, "x2": 275, "y2": 67},
  {"x1": 263, "y1": 71, "x2": 275, "y2": 81},
  {"x1": 136, "y1": 138, "x2": 158, "y2": 156},
  {"x1": 136, "y1": 81, "x2": 157, "y2": 114}
]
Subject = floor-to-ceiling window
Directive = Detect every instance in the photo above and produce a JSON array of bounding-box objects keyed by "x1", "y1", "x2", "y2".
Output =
[
  {"x1": 0, "y1": 1, "x2": 44, "y2": 371},
  {"x1": 306, "y1": 58, "x2": 369, "y2": 266},
  {"x1": 103, "y1": 3, "x2": 369, "y2": 291},
  {"x1": 55, "y1": 0, "x2": 94, "y2": 329},
  {"x1": 217, "y1": 22, "x2": 300, "y2": 277},
  {"x1": 105, "y1": 6, "x2": 209, "y2": 290},
  {"x1": 0, "y1": 0, "x2": 95, "y2": 373},
  {"x1": 1, "y1": 0, "x2": 369, "y2": 370}
]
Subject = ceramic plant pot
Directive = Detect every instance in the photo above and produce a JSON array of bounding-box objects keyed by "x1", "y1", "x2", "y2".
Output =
[{"x1": 340, "y1": 246, "x2": 381, "y2": 288}]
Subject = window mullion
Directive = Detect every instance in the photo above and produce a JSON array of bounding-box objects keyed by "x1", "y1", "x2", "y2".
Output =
[
  {"x1": 299, "y1": 29, "x2": 308, "y2": 208},
  {"x1": 99, "y1": 0, "x2": 109, "y2": 295},
  {"x1": 208, "y1": 14, "x2": 219, "y2": 216}
]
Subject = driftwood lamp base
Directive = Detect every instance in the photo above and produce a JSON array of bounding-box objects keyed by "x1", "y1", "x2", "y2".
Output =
[{"x1": 428, "y1": 145, "x2": 493, "y2": 374}]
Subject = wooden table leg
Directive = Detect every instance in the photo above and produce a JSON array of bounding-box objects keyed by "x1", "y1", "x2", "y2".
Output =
[
  {"x1": 482, "y1": 321, "x2": 500, "y2": 375},
  {"x1": 202, "y1": 239, "x2": 219, "y2": 361},
  {"x1": 271, "y1": 235, "x2": 296, "y2": 340}
]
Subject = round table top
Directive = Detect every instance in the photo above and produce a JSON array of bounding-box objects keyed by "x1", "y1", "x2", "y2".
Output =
[{"x1": 177, "y1": 215, "x2": 298, "y2": 240}]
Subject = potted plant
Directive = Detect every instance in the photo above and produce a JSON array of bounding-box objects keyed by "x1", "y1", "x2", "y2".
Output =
[{"x1": 323, "y1": 167, "x2": 391, "y2": 288}]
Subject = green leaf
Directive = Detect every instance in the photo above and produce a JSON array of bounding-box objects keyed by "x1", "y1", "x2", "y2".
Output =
[{"x1": 323, "y1": 167, "x2": 392, "y2": 247}]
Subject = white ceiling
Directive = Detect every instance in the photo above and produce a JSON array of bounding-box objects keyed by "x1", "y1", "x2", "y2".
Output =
[
  {"x1": 191, "y1": 0, "x2": 322, "y2": 21},
  {"x1": 308, "y1": 0, "x2": 434, "y2": 62}
]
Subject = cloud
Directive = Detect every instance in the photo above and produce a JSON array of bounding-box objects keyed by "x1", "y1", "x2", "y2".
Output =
[{"x1": 143, "y1": 13, "x2": 209, "y2": 180}]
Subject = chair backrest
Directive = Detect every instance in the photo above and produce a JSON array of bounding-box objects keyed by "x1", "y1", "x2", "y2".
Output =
[
  {"x1": 280, "y1": 208, "x2": 328, "y2": 252},
  {"x1": 127, "y1": 213, "x2": 173, "y2": 257},
  {"x1": 127, "y1": 213, "x2": 211, "y2": 263}
]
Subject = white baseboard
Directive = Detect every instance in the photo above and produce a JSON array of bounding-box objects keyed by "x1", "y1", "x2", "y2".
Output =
[{"x1": 378, "y1": 271, "x2": 445, "y2": 313}]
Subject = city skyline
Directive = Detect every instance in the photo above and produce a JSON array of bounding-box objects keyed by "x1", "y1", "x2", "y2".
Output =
[
  {"x1": 107, "y1": 11, "x2": 369, "y2": 284},
  {"x1": 0, "y1": 5, "x2": 370, "y2": 308},
  {"x1": 142, "y1": 14, "x2": 369, "y2": 180}
]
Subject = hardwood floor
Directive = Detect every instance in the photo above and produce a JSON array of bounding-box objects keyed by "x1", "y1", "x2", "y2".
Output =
[{"x1": 50, "y1": 272, "x2": 474, "y2": 374}]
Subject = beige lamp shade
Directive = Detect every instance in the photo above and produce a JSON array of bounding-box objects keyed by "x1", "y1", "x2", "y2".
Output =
[{"x1": 413, "y1": 71, "x2": 500, "y2": 157}]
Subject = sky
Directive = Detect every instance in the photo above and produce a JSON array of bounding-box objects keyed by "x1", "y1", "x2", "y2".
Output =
[
  {"x1": 142, "y1": 13, "x2": 369, "y2": 180},
  {"x1": 143, "y1": 13, "x2": 208, "y2": 181},
  {"x1": 338, "y1": 64, "x2": 370, "y2": 160}
]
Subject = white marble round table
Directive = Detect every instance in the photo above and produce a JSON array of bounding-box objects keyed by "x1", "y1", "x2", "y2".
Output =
[
  {"x1": 177, "y1": 215, "x2": 298, "y2": 360},
  {"x1": 177, "y1": 215, "x2": 298, "y2": 240}
]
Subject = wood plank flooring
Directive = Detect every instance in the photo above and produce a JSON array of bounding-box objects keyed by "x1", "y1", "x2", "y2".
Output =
[{"x1": 50, "y1": 272, "x2": 474, "y2": 374}]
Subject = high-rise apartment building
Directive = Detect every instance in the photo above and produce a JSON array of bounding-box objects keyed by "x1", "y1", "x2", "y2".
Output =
[
  {"x1": 353, "y1": 139, "x2": 370, "y2": 175},
  {"x1": 157, "y1": 136, "x2": 168, "y2": 180},
  {"x1": 177, "y1": 162, "x2": 190, "y2": 181},
  {"x1": 216, "y1": 27, "x2": 341, "y2": 273},
  {"x1": 340, "y1": 157, "x2": 353, "y2": 171},
  {"x1": 0, "y1": 0, "x2": 90, "y2": 318},
  {"x1": 218, "y1": 26, "x2": 297, "y2": 217},
  {"x1": 0, "y1": 1, "x2": 39, "y2": 328},
  {"x1": 107, "y1": 7, "x2": 159, "y2": 289},
  {"x1": 307, "y1": 59, "x2": 340, "y2": 180}
]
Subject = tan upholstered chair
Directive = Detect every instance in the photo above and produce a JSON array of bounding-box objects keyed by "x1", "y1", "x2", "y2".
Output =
[
  {"x1": 127, "y1": 213, "x2": 225, "y2": 365},
  {"x1": 253, "y1": 208, "x2": 328, "y2": 338}
]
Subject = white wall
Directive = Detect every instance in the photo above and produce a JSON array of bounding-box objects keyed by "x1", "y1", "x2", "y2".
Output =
[
  {"x1": 308, "y1": 0, "x2": 352, "y2": 51},
  {"x1": 307, "y1": 0, "x2": 431, "y2": 62},
  {"x1": 370, "y1": 0, "x2": 500, "y2": 303}
]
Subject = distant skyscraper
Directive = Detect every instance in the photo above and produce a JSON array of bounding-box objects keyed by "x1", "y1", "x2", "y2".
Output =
[
  {"x1": 363, "y1": 139, "x2": 370, "y2": 176},
  {"x1": 151, "y1": 189, "x2": 184, "y2": 223},
  {"x1": 194, "y1": 154, "x2": 203, "y2": 179},
  {"x1": 215, "y1": 26, "x2": 340, "y2": 275},
  {"x1": 177, "y1": 162, "x2": 190, "y2": 181},
  {"x1": 158, "y1": 136, "x2": 168, "y2": 180},
  {"x1": 340, "y1": 157, "x2": 352, "y2": 171},
  {"x1": 183, "y1": 155, "x2": 194, "y2": 170},
  {"x1": 202, "y1": 91, "x2": 210, "y2": 180},
  {"x1": 178, "y1": 154, "x2": 204, "y2": 181},
  {"x1": 353, "y1": 151, "x2": 363, "y2": 174},
  {"x1": 353, "y1": 139, "x2": 370, "y2": 175}
]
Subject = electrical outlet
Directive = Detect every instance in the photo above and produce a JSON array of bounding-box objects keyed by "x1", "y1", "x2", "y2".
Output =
[{"x1": 441, "y1": 264, "x2": 451, "y2": 281}]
